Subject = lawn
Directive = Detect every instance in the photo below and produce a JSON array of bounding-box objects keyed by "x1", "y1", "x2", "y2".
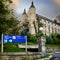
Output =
[
  {"x1": 0, "y1": 42, "x2": 38, "y2": 52},
  {"x1": 46, "y1": 44, "x2": 60, "y2": 47},
  {"x1": 2, "y1": 43, "x2": 26, "y2": 52},
  {"x1": 0, "y1": 42, "x2": 60, "y2": 52}
]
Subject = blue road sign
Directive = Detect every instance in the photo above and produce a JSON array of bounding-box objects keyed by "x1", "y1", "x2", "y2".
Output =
[{"x1": 3, "y1": 35, "x2": 26, "y2": 43}]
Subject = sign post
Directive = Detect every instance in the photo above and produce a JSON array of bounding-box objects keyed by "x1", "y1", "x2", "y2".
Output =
[
  {"x1": 1, "y1": 34, "x2": 27, "y2": 53},
  {"x1": 1, "y1": 34, "x2": 3, "y2": 53},
  {"x1": 26, "y1": 36, "x2": 27, "y2": 54}
]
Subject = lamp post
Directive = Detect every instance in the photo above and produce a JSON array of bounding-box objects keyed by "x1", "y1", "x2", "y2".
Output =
[
  {"x1": 38, "y1": 27, "x2": 46, "y2": 57},
  {"x1": 39, "y1": 27, "x2": 43, "y2": 31}
]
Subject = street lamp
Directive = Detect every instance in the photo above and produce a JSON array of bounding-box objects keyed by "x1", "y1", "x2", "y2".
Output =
[
  {"x1": 39, "y1": 27, "x2": 43, "y2": 31},
  {"x1": 38, "y1": 27, "x2": 46, "y2": 57}
]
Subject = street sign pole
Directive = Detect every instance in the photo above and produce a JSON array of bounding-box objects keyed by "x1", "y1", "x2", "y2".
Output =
[
  {"x1": 26, "y1": 36, "x2": 27, "y2": 54},
  {"x1": 1, "y1": 34, "x2": 3, "y2": 53}
]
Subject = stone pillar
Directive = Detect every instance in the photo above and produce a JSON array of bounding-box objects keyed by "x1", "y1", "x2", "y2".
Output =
[{"x1": 38, "y1": 37, "x2": 46, "y2": 56}]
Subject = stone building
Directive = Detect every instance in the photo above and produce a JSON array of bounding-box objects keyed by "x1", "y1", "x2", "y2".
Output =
[
  {"x1": 37, "y1": 15, "x2": 60, "y2": 35},
  {"x1": 21, "y1": 1, "x2": 60, "y2": 35},
  {"x1": 21, "y1": 2, "x2": 38, "y2": 35}
]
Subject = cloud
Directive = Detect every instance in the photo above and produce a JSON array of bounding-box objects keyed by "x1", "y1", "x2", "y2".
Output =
[
  {"x1": 53, "y1": 0, "x2": 60, "y2": 5},
  {"x1": 9, "y1": 0, "x2": 60, "y2": 20},
  {"x1": 9, "y1": 0, "x2": 20, "y2": 11},
  {"x1": 12, "y1": 0, "x2": 19, "y2": 7}
]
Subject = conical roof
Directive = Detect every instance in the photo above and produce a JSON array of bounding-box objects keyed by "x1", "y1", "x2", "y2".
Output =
[
  {"x1": 30, "y1": 1, "x2": 35, "y2": 8},
  {"x1": 23, "y1": 9, "x2": 27, "y2": 15}
]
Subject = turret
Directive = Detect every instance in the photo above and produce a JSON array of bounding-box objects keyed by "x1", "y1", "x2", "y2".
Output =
[
  {"x1": 55, "y1": 15, "x2": 60, "y2": 24},
  {"x1": 28, "y1": 1, "x2": 38, "y2": 35},
  {"x1": 22, "y1": 9, "x2": 27, "y2": 20},
  {"x1": 28, "y1": 1, "x2": 36, "y2": 14},
  {"x1": 23, "y1": 9, "x2": 26, "y2": 15},
  {"x1": 30, "y1": 1, "x2": 35, "y2": 9}
]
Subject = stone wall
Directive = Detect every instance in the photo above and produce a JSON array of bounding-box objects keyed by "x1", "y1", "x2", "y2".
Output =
[{"x1": 0, "y1": 53, "x2": 41, "y2": 60}]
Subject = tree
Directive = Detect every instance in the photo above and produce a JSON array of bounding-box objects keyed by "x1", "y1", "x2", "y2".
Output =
[
  {"x1": 29, "y1": 35, "x2": 37, "y2": 44},
  {"x1": 0, "y1": 0, "x2": 19, "y2": 39},
  {"x1": 0, "y1": 0, "x2": 20, "y2": 52},
  {"x1": 46, "y1": 35, "x2": 53, "y2": 44},
  {"x1": 51, "y1": 34, "x2": 60, "y2": 44}
]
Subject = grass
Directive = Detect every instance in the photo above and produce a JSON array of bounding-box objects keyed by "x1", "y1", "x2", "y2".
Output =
[
  {"x1": 46, "y1": 44, "x2": 60, "y2": 47},
  {"x1": 27, "y1": 42, "x2": 38, "y2": 45},
  {"x1": 0, "y1": 42, "x2": 60, "y2": 52},
  {"x1": 0, "y1": 42, "x2": 38, "y2": 52},
  {"x1": 3, "y1": 43, "x2": 26, "y2": 52},
  {"x1": 18, "y1": 42, "x2": 38, "y2": 45},
  {"x1": 46, "y1": 44, "x2": 60, "y2": 52},
  {"x1": 40, "y1": 54, "x2": 50, "y2": 58}
]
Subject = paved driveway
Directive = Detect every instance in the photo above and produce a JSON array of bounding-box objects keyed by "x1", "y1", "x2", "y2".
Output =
[{"x1": 50, "y1": 50, "x2": 60, "y2": 60}]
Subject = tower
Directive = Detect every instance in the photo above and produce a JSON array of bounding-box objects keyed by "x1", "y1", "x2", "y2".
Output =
[
  {"x1": 21, "y1": 9, "x2": 29, "y2": 31},
  {"x1": 22, "y1": 9, "x2": 28, "y2": 23},
  {"x1": 21, "y1": 2, "x2": 38, "y2": 35},
  {"x1": 55, "y1": 15, "x2": 60, "y2": 24},
  {"x1": 28, "y1": 1, "x2": 36, "y2": 21},
  {"x1": 28, "y1": 1, "x2": 38, "y2": 35}
]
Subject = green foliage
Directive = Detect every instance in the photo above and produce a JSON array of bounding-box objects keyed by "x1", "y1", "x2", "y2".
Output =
[
  {"x1": 4, "y1": 43, "x2": 25, "y2": 52},
  {"x1": 0, "y1": 18, "x2": 19, "y2": 36},
  {"x1": 0, "y1": 0, "x2": 20, "y2": 52},
  {"x1": 0, "y1": 0, "x2": 9, "y2": 15},
  {"x1": 20, "y1": 29, "x2": 37, "y2": 44},
  {"x1": 57, "y1": 34, "x2": 60, "y2": 40},
  {"x1": 0, "y1": 0, "x2": 20, "y2": 42},
  {"x1": 46, "y1": 35, "x2": 53, "y2": 44},
  {"x1": 37, "y1": 16, "x2": 43, "y2": 33},
  {"x1": 28, "y1": 35, "x2": 37, "y2": 44},
  {"x1": 46, "y1": 34, "x2": 60, "y2": 44},
  {"x1": 51, "y1": 34, "x2": 60, "y2": 44},
  {"x1": 33, "y1": 21, "x2": 37, "y2": 34}
]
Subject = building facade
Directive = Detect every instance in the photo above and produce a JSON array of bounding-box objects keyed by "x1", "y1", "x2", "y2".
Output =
[
  {"x1": 21, "y1": 1, "x2": 60, "y2": 35},
  {"x1": 38, "y1": 15, "x2": 60, "y2": 35}
]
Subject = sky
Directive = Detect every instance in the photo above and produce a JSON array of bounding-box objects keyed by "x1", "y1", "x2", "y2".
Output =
[{"x1": 11, "y1": 0, "x2": 60, "y2": 20}]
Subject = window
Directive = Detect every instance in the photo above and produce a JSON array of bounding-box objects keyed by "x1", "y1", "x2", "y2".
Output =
[
  {"x1": 52, "y1": 26, "x2": 54, "y2": 33},
  {"x1": 48, "y1": 25, "x2": 50, "y2": 33}
]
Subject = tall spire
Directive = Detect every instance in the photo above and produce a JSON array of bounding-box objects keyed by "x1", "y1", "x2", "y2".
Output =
[
  {"x1": 32, "y1": 1, "x2": 33, "y2": 5},
  {"x1": 23, "y1": 9, "x2": 26, "y2": 14},
  {"x1": 30, "y1": 1, "x2": 35, "y2": 8},
  {"x1": 24, "y1": 9, "x2": 26, "y2": 12}
]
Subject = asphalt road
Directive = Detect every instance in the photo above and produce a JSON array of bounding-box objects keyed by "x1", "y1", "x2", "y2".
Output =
[{"x1": 50, "y1": 50, "x2": 60, "y2": 60}]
